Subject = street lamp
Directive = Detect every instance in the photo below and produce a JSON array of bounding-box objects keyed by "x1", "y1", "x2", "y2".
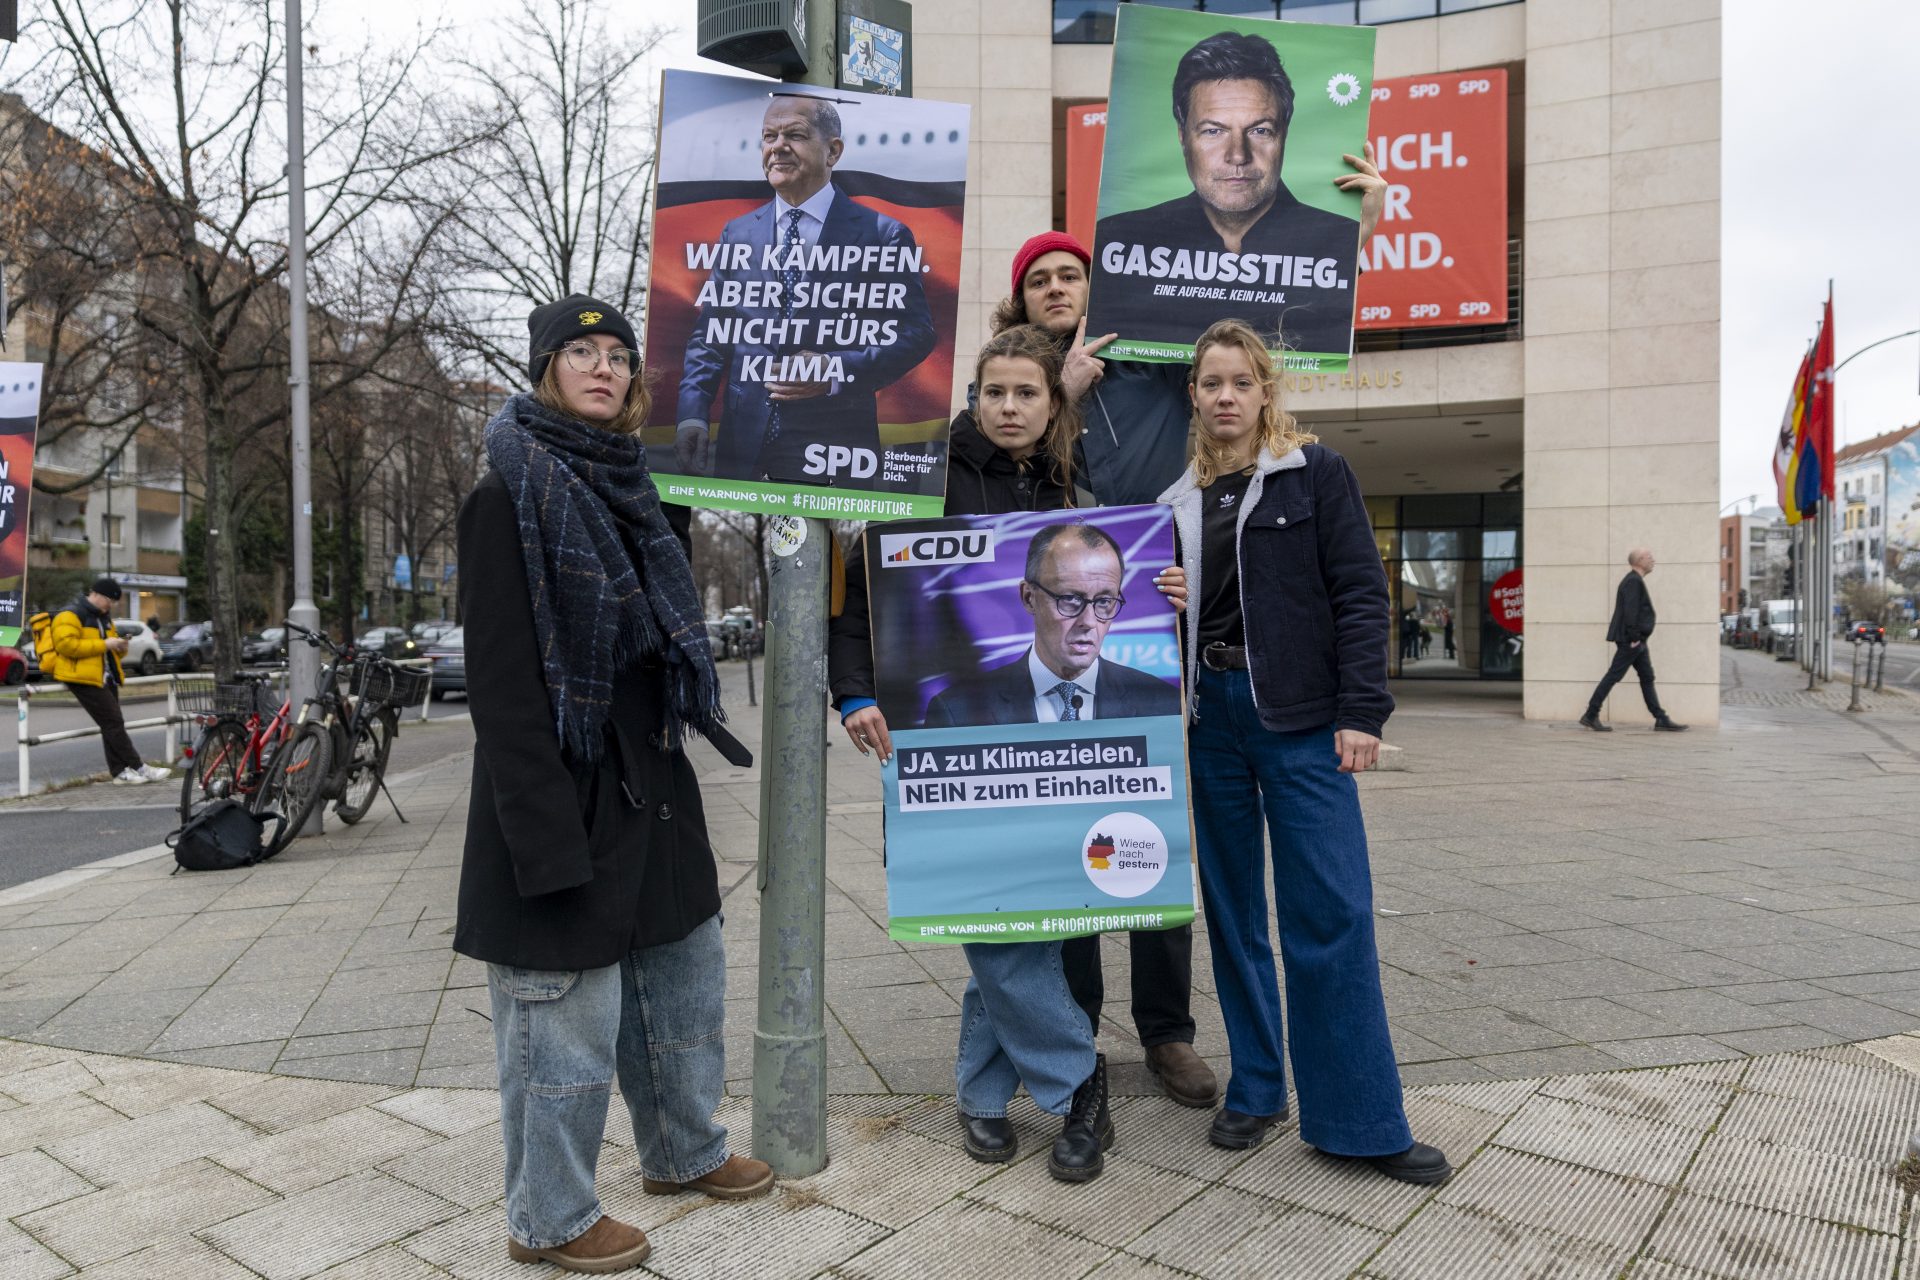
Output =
[{"x1": 285, "y1": 0, "x2": 322, "y2": 833}]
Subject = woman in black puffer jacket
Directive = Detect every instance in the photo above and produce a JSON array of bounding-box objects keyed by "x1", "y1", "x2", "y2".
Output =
[{"x1": 828, "y1": 325, "x2": 1182, "y2": 1183}]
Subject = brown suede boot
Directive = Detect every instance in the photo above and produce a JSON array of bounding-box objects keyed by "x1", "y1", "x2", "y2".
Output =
[
  {"x1": 1145, "y1": 1042, "x2": 1221, "y2": 1108},
  {"x1": 506, "y1": 1215, "x2": 650, "y2": 1273},
  {"x1": 642, "y1": 1153, "x2": 774, "y2": 1201}
]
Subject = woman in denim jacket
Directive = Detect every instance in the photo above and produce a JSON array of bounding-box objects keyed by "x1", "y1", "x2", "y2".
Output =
[{"x1": 1158, "y1": 319, "x2": 1449, "y2": 1184}]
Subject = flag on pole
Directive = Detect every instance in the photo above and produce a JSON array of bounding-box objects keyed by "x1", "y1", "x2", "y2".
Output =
[
  {"x1": 1773, "y1": 344, "x2": 1813, "y2": 526},
  {"x1": 1798, "y1": 291, "x2": 1836, "y2": 515}
]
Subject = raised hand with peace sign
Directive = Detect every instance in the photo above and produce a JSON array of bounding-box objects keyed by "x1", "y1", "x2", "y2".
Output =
[{"x1": 1061, "y1": 315, "x2": 1120, "y2": 402}]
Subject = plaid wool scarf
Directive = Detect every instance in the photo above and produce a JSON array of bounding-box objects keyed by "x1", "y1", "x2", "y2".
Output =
[{"x1": 484, "y1": 393, "x2": 722, "y2": 760}]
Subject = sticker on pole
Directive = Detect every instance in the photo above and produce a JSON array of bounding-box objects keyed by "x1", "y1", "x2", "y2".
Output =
[{"x1": 770, "y1": 516, "x2": 808, "y2": 557}]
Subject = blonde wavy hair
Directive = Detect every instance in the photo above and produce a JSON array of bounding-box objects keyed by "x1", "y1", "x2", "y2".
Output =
[
  {"x1": 1186, "y1": 319, "x2": 1316, "y2": 487},
  {"x1": 974, "y1": 324, "x2": 1082, "y2": 499},
  {"x1": 534, "y1": 354, "x2": 654, "y2": 436}
]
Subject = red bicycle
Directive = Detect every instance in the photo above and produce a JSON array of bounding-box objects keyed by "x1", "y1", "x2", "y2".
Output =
[{"x1": 178, "y1": 671, "x2": 292, "y2": 826}]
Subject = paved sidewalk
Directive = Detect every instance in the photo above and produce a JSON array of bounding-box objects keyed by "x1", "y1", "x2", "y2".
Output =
[
  {"x1": 0, "y1": 1031, "x2": 1912, "y2": 1277},
  {"x1": 0, "y1": 648, "x2": 1911, "y2": 1275}
]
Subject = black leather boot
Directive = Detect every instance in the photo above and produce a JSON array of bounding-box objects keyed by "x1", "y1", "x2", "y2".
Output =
[
  {"x1": 1208, "y1": 1107, "x2": 1285, "y2": 1150},
  {"x1": 1048, "y1": 1054, "x2": 1113, "y2": 1182},
  {"x1": 1322, "y1": 1140, "x2": 1453, "y2": 1185},
  {"x1": 1578, "y1": 711, "x2": 1611, "y2": 732},
  {"x1": 958, "y1": 1111, "x2": 1017, "y2": 1163}
]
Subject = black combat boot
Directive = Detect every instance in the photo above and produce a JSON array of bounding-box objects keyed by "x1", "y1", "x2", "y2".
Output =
[{"x1": 1048, "y1": 1053, "x2": 1114, "y2": 1183}]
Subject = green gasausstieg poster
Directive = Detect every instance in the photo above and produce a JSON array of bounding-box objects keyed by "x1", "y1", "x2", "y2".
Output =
[{"x1": 1087, "y1": 6, "x2": 1376, "y2": 371}]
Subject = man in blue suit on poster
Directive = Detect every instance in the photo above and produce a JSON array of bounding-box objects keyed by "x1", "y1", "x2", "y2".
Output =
[
  {"x1": 674, "y1": 92, "x2": 936, "y2": 485},
  {"x1": 924, "y1": 524, "x2": 1178, "y2": 729}
]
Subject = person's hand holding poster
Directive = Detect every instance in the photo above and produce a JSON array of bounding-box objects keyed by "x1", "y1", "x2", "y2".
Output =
[
  {"x1": 868, "y1": 506, "x2": 1194, "y2": 943},
  {"x1": 1088, "y1": 6, "x2": 1375, "y2": 371},
  {"x1": 643, "y1": 70, "x2": 968, "y2": 521}
]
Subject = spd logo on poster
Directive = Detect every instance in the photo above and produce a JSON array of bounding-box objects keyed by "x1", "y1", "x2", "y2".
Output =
[{"x1": 878, "y1": 529, "x2": 995, "y2": 568}]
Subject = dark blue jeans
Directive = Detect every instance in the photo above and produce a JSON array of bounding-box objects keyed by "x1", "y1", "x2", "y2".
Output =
[{"x1": 1188, "y1": 667, "x2": 1413, "y2": 1157}]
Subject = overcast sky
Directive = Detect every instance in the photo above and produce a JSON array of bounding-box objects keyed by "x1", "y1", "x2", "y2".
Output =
[
  {"x1": 33, "y1": 0, "x2": 1917, "y2": 512},
  {"x1": 1721, "y1": 0, "x2": 1920, "y2": 512}
]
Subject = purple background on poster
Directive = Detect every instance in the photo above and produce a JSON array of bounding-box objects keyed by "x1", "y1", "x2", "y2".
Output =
[{"x1": 866, "y1": 505, "x2": 1181, "y2": 728}]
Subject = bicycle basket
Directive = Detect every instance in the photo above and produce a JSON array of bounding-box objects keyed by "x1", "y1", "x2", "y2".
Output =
[
  {"x1": 173, "y1": 678, "x2": 217, "y2": 716},
  {"x1": 352, "y1": 661, "x2": 431, "y2": 711},
  {"x1": 214, "y1": 680, "x2": 281, "y2": 718}
]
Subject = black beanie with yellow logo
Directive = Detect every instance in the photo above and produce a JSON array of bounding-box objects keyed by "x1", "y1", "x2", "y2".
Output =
[{"x1": 527, "y1": 295, "x2": 638, "y2": 385}]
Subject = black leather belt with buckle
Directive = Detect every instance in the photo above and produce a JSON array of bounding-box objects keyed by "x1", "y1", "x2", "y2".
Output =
[{"x1": 1202, "y1": 643, "x2": 1249, "y2": 671}]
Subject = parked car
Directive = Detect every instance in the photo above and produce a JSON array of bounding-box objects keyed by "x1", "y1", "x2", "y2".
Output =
[
  {"x1": 0, "y1": 645, "x2": 25, "y2": 685},
  {"x1": 714, "y1": 606, "x2": 763, "y2": 659},
  {"x1": 1847, "y1": 620, "x2": 1886, "y2": 644},
  {"x1": 114, "y1": 620, "x2": 163, "y2": 676},
  {"x1": 158, "y1": 621, "x2": 217, "y2": 672},
  {"x1": 410, "y1": 620, "x2": 456, "y2": 644},
  {"x1": 424, "y1": 626, "x2": 465, "y2": 699},
  {"x1": 242, "y1": 627, "x2": 288, "y2": 665},
  {"x1": 354, "y1": 626, "x2": 421, "y2": 661}
]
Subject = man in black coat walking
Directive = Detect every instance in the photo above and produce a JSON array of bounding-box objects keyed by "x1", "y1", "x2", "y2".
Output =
[{"x1": 1581, "y1": 548, "x2": 1687, "y2": 732}]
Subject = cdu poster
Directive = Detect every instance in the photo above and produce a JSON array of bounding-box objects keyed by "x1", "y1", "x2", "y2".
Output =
[
  {"x1": 868, "y1": 506, "x2": 1194, "y2": 943},
  {"x1": 0, "y1": 365, "x2": 44, "y2": 649},
  {"x1": 642, "y1": 69, "x2": 969, "y2": 521},
  {"x1": 1087, "y1": 6, "x2": 1375, "y2": 371}
]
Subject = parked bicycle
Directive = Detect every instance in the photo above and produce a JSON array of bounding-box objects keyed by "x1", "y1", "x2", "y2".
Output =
[
  {"x1": 178, "y1": 621, "x2": 427, "y2": 857},
  {"x1": 257, "y1": 621, "x2": 429, "y2": 853},
  {"x1": 178, "y1": 670, "x2": 293, "y2": 827}
]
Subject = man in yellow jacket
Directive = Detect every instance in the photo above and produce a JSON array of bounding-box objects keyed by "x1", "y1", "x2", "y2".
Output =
[{"x1": 48, "y1": 578, "x2": 169, "y2": 785}]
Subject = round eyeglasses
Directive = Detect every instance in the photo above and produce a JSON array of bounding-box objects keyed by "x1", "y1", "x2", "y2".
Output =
[
  {"x1": 548, "y1": 341, "x2": 639, "y2": 380},
  {"x1": 1025, "y1": 580, "x2": 1125, "y2": 622}
]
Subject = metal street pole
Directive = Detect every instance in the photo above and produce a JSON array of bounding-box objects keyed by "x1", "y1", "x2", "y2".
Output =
[
  {"x1": 285, "y1": 0, "x2": 322, "y2": 833},
  {"x1": 751, "y1": 0, "x2": 839, "y2": 1179}
]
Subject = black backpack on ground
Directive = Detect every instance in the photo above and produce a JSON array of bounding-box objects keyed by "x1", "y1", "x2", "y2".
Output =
[{"x1": 167, "y1": 801, "x2": 287, "y2": 872}]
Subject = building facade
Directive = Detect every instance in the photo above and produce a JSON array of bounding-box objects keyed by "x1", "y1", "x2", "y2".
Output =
[
  {"x1": 1719, "y1": 506, "x2": 1781, "y2": 617},
  {"x1": 923, "y1": 0, "x2": 1721, "y2": 722},
  {"x1": 3, "y1": 296, "x2": 193, "y2": 625},
  {"x1": 23, "y1": 426, "x2": 192, "y2": 625},
  {"x1": 1832, "y1": 424, "x2": 1918, "y2": 593}
]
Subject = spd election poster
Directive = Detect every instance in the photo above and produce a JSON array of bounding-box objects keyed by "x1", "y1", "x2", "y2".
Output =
[
  {"x1": 0, "y1": 366, "x2": 45, "y2": 649},
  {"x1": 868, "y1": 506, "x2": 1194, "y2": 943},
  {"x1": 643, "y1": 70, "x2": 969, "y2": 520},
  {"x1": 1087, "y1": 6, "x2": 1374, "y2": 370},
  {"x1": 1355, "y1": 68, "x2": 1509, "y2": 330},
  {"x1": 1064, "y1": 103, "x2": 1107, "y2": 250}
]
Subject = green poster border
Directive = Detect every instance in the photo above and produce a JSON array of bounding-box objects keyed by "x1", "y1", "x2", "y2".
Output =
[
  {"x1": 651, "y1": 473, "x2": 946, "y2": 520},
  {"x1": 889, "y1": 902, "x2": 1197, "y2": 945}
]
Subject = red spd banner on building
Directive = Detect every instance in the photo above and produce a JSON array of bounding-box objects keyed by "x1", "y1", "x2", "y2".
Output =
[
  {"x1": 1355, "y1": 68, "x2": 1507, "y2": 331},
  {"x1": 1064, "y1": 104, "x2": 1106, "y2": 251}
]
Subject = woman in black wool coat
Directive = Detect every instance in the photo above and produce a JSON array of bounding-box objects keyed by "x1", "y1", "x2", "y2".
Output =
[{"x1": 455, "y1": 296, "x2": 766, "y2": 1274}]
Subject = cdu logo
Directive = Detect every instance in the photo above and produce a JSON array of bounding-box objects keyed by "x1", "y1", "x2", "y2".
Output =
[{"x1": 877, "y1": 529, "x2": 995, "y2": 568}]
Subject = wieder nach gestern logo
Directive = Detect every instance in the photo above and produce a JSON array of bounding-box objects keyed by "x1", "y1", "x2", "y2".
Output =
[
  {"x1": 877, "y1": 529, "x2": 996, "y2": 568},
  {"x1": 1082, "y1": 812, "x2": 1169, "y2": 899}
]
